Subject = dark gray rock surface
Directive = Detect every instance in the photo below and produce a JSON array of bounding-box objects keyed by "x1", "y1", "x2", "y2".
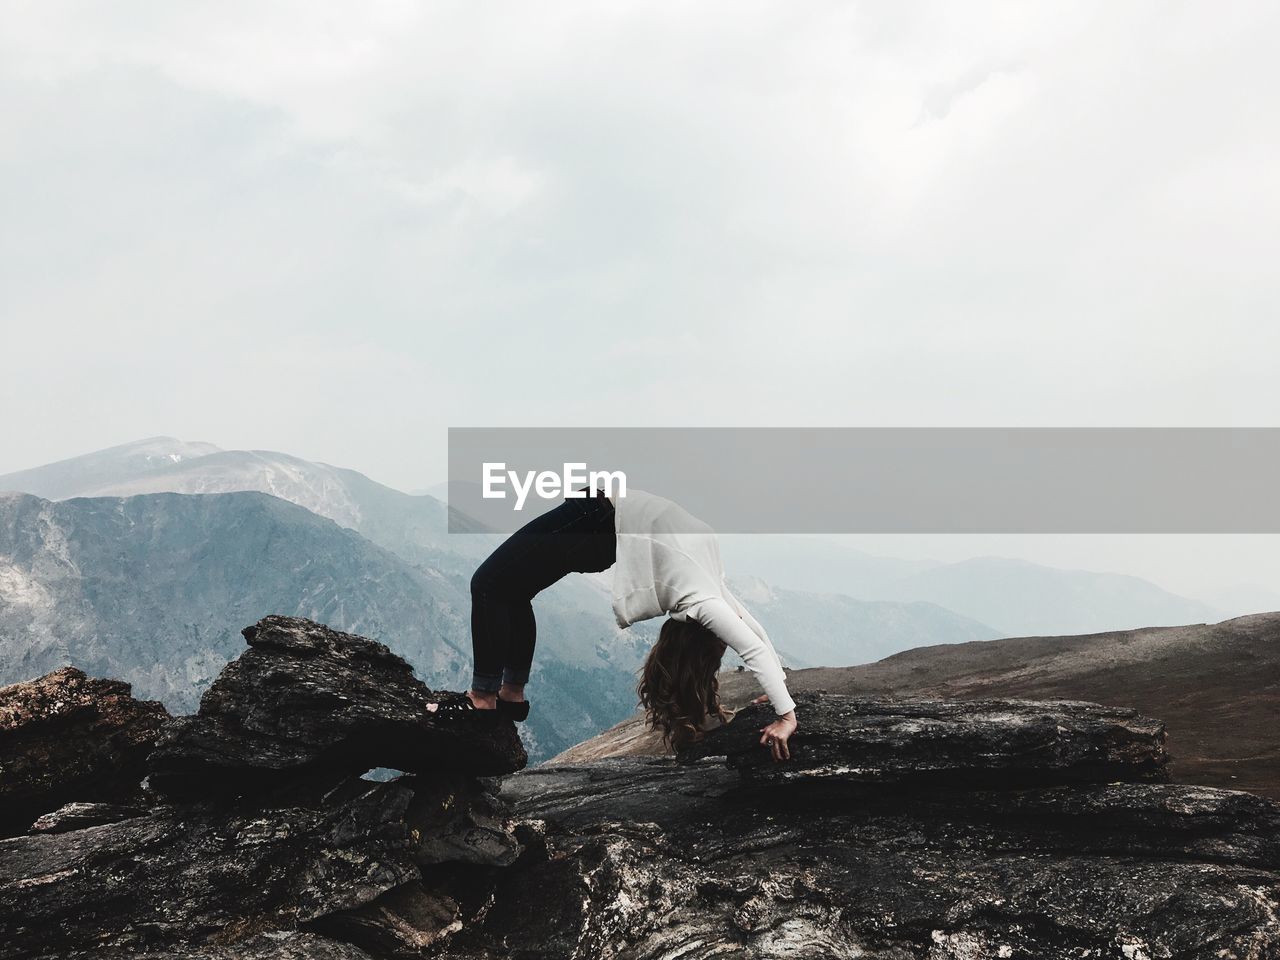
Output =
[
  {"x1": 108, "y1": 932, "x2": 377, "y2": 959},
  {"x1": 0, "y1": 770, "x2": 520, "y2": 960},
  {"x1": 683, "y1": 693, "x2": 1171, "y2": 787},
  {"x1": 0, "y1": 667, "x2": 169, "y2": 837},
  {"x1": 28, "y1": 801, "x2": 148, "y2": 834},
  {"x1": 147, "y1": 615, "x2": 526, "y2": 798},
  {"x1": 451, "y1": 755, "x2": 1280, "y2": 959},
  {"x1": 3, "y1": 619, "x2": 1278, "y2": 959},
  {"x1": 0, "y1": 777, "x2": 422, "y2": 958},
  {"x1": 434, "y1": 698, "x2": 1274, "y2": 958}
]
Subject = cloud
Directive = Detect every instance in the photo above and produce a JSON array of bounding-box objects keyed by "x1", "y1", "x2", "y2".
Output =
[{"x1": 1, "y1": 0, "x2": 1278, "y2": 477}]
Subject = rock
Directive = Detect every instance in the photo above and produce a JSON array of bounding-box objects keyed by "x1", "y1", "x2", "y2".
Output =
[
  {"x1": 503, "y1": 756, "x2": 738, "y2": 830},
  {"x1": 0, "y1": 766, "x2": 523, "y2": 959},
  {"x1": 683, "y1": 693, "x2": 1169, "y2": 788},
  {"x1": 311, "y1": 882, "x2": 464, "y2": 958},
  {"x1": 436, "y1": 752, "x2": 1280, "y2": 959},
  {"x1": 407, "y1": 774, "x2": 524, "y2": 867},
  {"x1": 5, "y1": 635, "x2": 1278, "y2": 960},
  {"x1": 0, "y1": 667, "x2": 169, "y2": 836},
  {"x1": 146, "y1": 616, "x2": 526, "y2": 799},
  {"x1": 112, "y1": 932, "x2": 377, "y2": 959},
  {"x1": 0, "y1": 776, "x2": 423, "y2": 958},
  {"x1": 28, "y1": 801, "x2": 147, "y2": 834}
]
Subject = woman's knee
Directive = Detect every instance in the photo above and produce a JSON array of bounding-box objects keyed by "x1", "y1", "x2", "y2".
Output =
[
  {"x1": 470, "y1": 563, "x2": 497, "y2": 599},
  {"x1": 471, "y1": 559, "x2": 524, "y2": 602}
]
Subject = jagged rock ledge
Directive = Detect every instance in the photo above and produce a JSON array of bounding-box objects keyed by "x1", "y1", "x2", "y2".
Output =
[
  {"x1": 480, "y1": 756, "x2": 1280, "y2": 960},
  {"x1": 0, "y1": 616, "x2": 527, "y2": 960},
  {"x1": 1, "y1": 616, "x2": 1278, "y2": 959},
  {"x1": 683, "y1": 693, "x2": 1171, "y2": 788},
  {"x1": 147, "y1": 615, "x2": 526, "y2": 798},
  {"x1": 0, "y1": 666, "x2": 169, "y2": 837}
]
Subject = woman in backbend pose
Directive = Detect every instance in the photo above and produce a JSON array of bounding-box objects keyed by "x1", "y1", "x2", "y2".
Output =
[{"x1": 428, "y1": 486, "x2": 798, "y2": 761}]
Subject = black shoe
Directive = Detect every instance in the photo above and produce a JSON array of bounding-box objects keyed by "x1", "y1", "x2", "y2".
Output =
[
  {"x1": 496, "y1": 697, "x2": 530, "y2": 722},
  {"x1": 428, "y1": 691, "x2": 501, "y2": 723}
]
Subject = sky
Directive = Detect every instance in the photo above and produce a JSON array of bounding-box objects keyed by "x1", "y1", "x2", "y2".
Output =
[{"x1": 1, "y1": 1, "x2": 1277, "y2": 606}]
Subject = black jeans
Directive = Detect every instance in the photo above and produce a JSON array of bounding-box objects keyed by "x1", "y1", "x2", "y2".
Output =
[{"x1": 470, "y1": 490, "x2": 616, "y2": 693}]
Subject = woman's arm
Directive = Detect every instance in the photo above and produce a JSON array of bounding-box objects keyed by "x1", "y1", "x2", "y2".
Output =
[
  {"x1": 686, "y1": 596, "x2": 797, "y2": 716},
  {"x1": 730, "y1": 591, "x2": 783, "y2": 660},
  {"x1": 721, "y1": 583, "x2": 793, "y2": 690}
]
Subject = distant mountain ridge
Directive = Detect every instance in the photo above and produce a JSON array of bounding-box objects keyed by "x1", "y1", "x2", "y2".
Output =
[
  {"x1": 0, "y1": 490, "x2": 470, "y2": 702},
  {"x1": 719, "y1": 537, "x2": 1222, "y2": 637},
  {"x1": 879, "y1": 555, "x2": 1219, "y2": 636},
  {"x1": 0, "y1": 437, "x2": 223, "y2": 501},
  {"x1": 0, "y1": 441, "x2": 1020, "y2": 763},
  {"x1": 0, "y1": 490, "x2": 650, "y2": 762},
  {"x1": 0, "y1": 488, "x2": 999, "y2": 760},
  {"x1": 726, "y1": 574, "x2": 1000, "y2": 666},
  {"x1": 2, "y1": 437, "x2": 1229, "y2": 641},
  {"x1": 1, "y1": 438, "x2": 490, "y2": 572}
]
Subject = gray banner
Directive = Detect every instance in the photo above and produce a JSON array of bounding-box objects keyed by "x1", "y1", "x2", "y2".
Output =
[{"x1": 446, "y1": 428, "x2": 1280, "y2": 534}]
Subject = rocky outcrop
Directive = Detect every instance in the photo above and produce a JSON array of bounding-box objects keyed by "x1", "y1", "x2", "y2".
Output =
[
  {"x1": 2, "y1": 776, "x2": 423, "y2": 955},
  {"x1": 736, "y1": 610, "x2": 1280, "y2": 800},
  {"x1": 436, "y1": 698, "x2": 1269, "y2": 958},
  {"x1": 467, "y1": 758, "x2": 1280, "y2": 959},
  {"x1": 2, "y1": 617, "x2": 1278, "y2": 959},
  {"x1": 0, "y1": 667, "x2": 169, "y2": 836},
  {"x1": 147, "y1": 616, "x2": 526, "y2": 798},
  {"x1": 28, "y1": 800, "x2": 148, "y2": 834},
  {"x1": 0, "y1": 616, "x2": 526, "y2": 960},
  {"x1": 553, "y1": 611, "x2": 1280, "y2": 802},
  {"x1": 682, "y1": 694, "x2": 1170, "y2": 787}
]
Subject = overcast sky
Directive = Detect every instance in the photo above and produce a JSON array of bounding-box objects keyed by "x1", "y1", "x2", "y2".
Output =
[{"x1": 2, "y1": 2, "x2": 1276, "y2": 605}]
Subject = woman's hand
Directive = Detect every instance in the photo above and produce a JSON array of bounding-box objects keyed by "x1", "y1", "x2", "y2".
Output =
[{"x1": 758, "y1": 709, "x2": 797, "y2": 762}]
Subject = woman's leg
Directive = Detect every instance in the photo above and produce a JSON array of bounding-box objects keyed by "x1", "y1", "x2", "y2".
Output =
[{"x1": 469, "y1": 493, "x2": 615, "y2": 706}]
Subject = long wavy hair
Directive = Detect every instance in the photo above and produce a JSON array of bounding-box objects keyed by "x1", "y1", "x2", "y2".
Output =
[{"x1": 638, "y1": 617, "x2": 729, "y2": 751}]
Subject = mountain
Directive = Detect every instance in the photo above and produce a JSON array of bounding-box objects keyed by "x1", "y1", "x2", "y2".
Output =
[
  {"x1": 0, "y1": 490, "x2": 470, "y2": 703},
  {"x1": 2, "y1": 439, "x2": 1228, "y2": 642},
  {"x1": 0, "y1": 441, "x2": 1003, "y2": 702},
  {"x1": 0, "y1": 437, "x2": 223, "y2": 501},
  {"x1": 0, "y1": 491, "x2": 654, "y2": 762},
  {"x1": 556, "y1": 611, "x2": 1280, "y2": 801},
  {"x1": 1, "y1": 439, "x2": 491, "y2": 572},
  {"x1": 725, "y1": 574, "x2": 1000, "y2": 667},
  {"x1": 0, "y1": 486, "x2": 995, "y2": 759},
  {"x1": 721, "y1": 535, "x2": 1224, "y2": 638},
  {"x1": 718, "y1": 533, "x2": 934, "y2": 597},
  {"x1": 879, "y1": 555, "x2": 1220, "y2": 636}
]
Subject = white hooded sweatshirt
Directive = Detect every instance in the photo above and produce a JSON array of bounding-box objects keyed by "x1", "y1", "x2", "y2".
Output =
[{"x1": 608, "y1": 488, "x2": 797, "y2": 716}]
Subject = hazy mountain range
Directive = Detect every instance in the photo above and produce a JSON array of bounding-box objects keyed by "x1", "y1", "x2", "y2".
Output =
[
  {"x1": 724, "y1": 574, "x2": 998, "y2": 666},
  {"x1": 0, "y1": 436, "x2": 1244, "y2": 761},
  {"x1": 717, "y1": 536, "x2": 1221, "y2": 636},
  {"x1": 5, "y1": 437, "x2": 1229, "y2": 634},
  {"x1": 0, "y1": 437, "x2": 490, "y2": 569},
  {"x1": 0, "y1": 438, "x2": 995, "y2": 761},
  {"x1": 0, "y1": 489, "x2": 651, "y2": 763}
]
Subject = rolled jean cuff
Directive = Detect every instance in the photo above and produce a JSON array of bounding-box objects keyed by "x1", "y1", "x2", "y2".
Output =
[
  {"x1": 471, "y1": 671, "x2": 503, "y2": 694},
  {"x1": 501, "y1": 667, "x2": 530, "y2": 686}
]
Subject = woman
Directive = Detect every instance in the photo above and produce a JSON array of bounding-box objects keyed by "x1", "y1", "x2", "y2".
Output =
[{"x1": 429, "y1": 486, "x2": 798, "y2": 761}]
